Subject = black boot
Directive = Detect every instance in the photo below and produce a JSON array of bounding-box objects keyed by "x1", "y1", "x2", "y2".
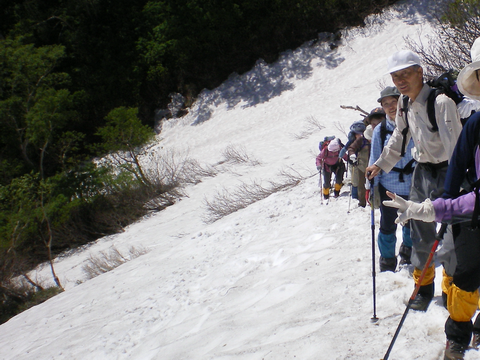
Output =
[
  {"x1": 445, "y1": 316, "x2": 473, "y2": 358},
  {"x1": 379, "y1": 256, "x2": 397, "y2": 272},
  {"x1": 323, "y1": 187, "x2": 330, "y2": 200},
  {"x1": 411, "y1": 282, "x2": 434, "y2": 311},
  {"x1": 398, "y1": 244, "x2": 412, "y2": 265}
]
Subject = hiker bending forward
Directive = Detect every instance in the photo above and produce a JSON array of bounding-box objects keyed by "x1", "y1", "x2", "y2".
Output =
[{"x1": 316, "y1": 138, "x2": 347, "y2": 199}]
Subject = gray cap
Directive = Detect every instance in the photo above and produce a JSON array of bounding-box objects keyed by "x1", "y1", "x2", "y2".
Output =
[{"x1": 377, "y1": 86, "x2": 401, "y2": 103}]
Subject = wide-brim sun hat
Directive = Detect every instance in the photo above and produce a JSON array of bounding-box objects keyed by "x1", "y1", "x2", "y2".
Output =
[
  {"x1": 386, "y1": 50, "x2": 421, "y2": 74},
  {"x1": 458, "y1": 37, "x2": 480, "y2": 100}
]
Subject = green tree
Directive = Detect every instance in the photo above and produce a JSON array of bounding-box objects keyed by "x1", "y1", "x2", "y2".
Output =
[
  {"x1": 96, "y1": 107, "x2": 156, "y2": 186},
  {"x1": 0, "y1": 36, "x2": 77, "y2": 183},
  {"x1": 0, "y1": 173, "x2": 73, "y2": 288}
]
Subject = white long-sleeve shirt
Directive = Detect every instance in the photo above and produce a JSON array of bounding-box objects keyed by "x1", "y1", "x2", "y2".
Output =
[{"x1": 375, "y1": 83, "x2": 462, "y2": 173}]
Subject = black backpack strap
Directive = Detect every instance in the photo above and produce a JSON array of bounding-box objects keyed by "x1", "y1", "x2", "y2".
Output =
[
  {"x1": 400, "y1": 96, "x2": 410, "y2": 157},
  {"x1": 426, "y1": 89, "x2": 439, "y2": 132},
  {"x1": 402, "y1": 158, "x2": 416, "y2": 175},
  {"x1": 391, "y1": 158, "x2": 416, "y2": 182},
  {"x1": 380, "y1": 118, "x2": 393, "y2": 151}
]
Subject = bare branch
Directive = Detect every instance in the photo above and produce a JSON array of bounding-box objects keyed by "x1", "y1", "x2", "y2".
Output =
[{"x1": 339, "y1": 105, "x2": 369, "y2": 116}]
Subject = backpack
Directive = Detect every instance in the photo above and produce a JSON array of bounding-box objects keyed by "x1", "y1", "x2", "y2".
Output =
[
  {"x1": 426, "y1": 69, "x2": 466, "y2": 129},
  {"x1": 399, "y1": 69, "x2": 476, "y2": 157},
  {"x1": 319, "y1": 135, "x2": 335, "y2": 151}
]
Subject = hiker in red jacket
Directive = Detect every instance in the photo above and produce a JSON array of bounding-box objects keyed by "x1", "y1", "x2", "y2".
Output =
[{"x1": 316, "y1": 138, "x2": 347, "y2": 199}]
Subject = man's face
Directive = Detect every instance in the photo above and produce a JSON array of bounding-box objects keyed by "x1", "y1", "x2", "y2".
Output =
[
  {"x1": 381, "y1": 96, "x2": 398, "y2": 119},
  {"x1": 390, "y1": 66, "x2": 423, "y2": 99}
]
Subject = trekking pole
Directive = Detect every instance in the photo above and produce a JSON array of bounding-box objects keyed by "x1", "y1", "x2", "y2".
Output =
[
  {"x1": 381, "y1": 222, "x2": 448, "y2": 360},
  {"x1": 368, "y1": 176, "x2": 378, "y2": 323},
  {"x1": 319, "y1": 169, "x2": 323, "y2": 205},
  {"x1": 348, "y1": 183, "x2": 352, "y2": 213},
  {"x1": 347, "y1": 162, "x2": 352, "y2": 213}
]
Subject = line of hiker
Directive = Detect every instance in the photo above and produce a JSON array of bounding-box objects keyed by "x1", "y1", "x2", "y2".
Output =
[{"x1": 315, "y1": 40, "x2": 480, "y2": 359}]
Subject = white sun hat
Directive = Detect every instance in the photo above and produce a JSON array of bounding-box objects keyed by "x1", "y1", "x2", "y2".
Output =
[
  {"x1": 386, "y1": 50, "x2": 421, "y2": 74},
  {"x1": 457, "y1": 37, "x2": 480, "y2": 100}
]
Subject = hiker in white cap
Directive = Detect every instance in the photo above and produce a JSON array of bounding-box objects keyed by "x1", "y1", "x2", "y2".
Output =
[
  {"x1": 384, "y1": 37, "x2": 480, "y2": 360},
  {"x1": 366, "y1": 49, "x2": 463, "y2": 312}
]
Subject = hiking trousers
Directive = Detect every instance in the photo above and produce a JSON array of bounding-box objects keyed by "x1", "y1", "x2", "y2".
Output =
[
  {"x1": 445, "y1": 222, "x2": 480, "y2": 347},
  {"x1": 409, "y1": 163, "x2": 455, "y2": 274},
  {"x1": 354, "y1": 166, "x2": 367, "y2": 207},
  {"x1": 322, "y1": 161, "x2": 345, "y2": 189},
  {"x1": 377, "y1": 183, "x2": 412, "y2": 259},
  {"x1": 379, "y1": 183, "x2": 410, "y2": 235}
]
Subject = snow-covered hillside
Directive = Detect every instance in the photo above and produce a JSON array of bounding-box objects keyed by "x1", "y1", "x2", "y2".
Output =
[{"x1": 0, "y1": 0, "x2": 474, "y2": 359}]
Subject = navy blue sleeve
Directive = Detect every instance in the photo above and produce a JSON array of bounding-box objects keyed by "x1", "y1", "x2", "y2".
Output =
[{"x1": 443, "y1": 112, "x2": 480, "y2": 198}]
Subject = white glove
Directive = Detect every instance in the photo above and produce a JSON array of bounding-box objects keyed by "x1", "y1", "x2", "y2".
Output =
[
  {"x1": 349, "y1": 154, "x2": 357, "y2": 164},
  {"x1": 382, "y1": 192, "x2": 436, "y2": 225}
]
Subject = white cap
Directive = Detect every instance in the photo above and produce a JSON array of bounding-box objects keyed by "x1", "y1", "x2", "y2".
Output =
[
  {"x1": 327, "y1": 138, "x2": 341, "y2": 152},
  {"x1": 457, "y1": 37, "x2": 480, "y2": 100},
  {"x1": 386, "y1": 50, "x2": 421, "y2": 74}
]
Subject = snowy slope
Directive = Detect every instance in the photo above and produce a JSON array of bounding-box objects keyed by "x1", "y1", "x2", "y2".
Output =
[{"x1": 0, "y1": 0, "x2": 476, "y2": 359}]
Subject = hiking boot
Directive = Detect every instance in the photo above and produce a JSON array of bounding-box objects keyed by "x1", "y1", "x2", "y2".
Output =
[
  {"x1": 323, "y1": 187, "x2": 330, "y2": 200},
  {"x1": 334, "y1": 190, "x2": 340, "y2": 198},
  {"x1": 398, "y1": 244, "x2": 412, "y2": 265},
  {"x1": 379, "y1": 256, "x2": 397, "y2": 272},
  {"x1": 472, "y1": 331, "x2": 480, "y2": 349},
  {"x1": 410, "y1": 293, "x2": 433, "y2": 311},
  {"x1": 410, "y1": 282, "x2": 434, "y2": 311},
  {"x1": 444, "y1": 339, "x2": 466, "y2": 359}
]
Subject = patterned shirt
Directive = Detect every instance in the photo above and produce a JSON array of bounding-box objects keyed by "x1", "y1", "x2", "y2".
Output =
[{"x1": 369, "y1": 118, "x2": 414, "y2": 196}]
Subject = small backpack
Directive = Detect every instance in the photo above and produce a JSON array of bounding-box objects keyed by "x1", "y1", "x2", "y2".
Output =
[{"x1": 319, "y1": 135, "x2": 335, "y2": 151}]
